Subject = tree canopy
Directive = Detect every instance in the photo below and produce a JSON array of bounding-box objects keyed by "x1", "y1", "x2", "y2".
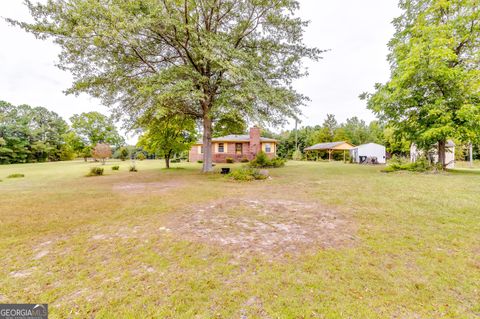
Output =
[
  {"x1": 0, "y1": 100, "x2": 70, "y2": 163},
  {"x1": 274, "y1": 114, "x2": 399, "y2": 159},
  {"x1": 361, "y1": 0, "x2": 480, "y2": 168},
  {"x1": 15, "y1": 0, "x2": 321, "y2": 172},
  {"x1": 70, "y1": 112, "x2": 124, "y2": 147},
  {"x1": 137, "y1": 114, "x2": 197, "y2": 168}
]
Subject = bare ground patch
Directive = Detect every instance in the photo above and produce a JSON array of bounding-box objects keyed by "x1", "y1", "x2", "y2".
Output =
[
  {"x1": 112, "y1": 180, "x2": 184, "y2": 194},
  {"x1": 168, "y1": 199, "x2": 356, "y2": 257}
]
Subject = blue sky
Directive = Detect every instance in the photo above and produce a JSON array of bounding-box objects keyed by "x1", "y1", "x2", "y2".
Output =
[{"x1": 0, "y1": 0, "x2": 400, "y2": 143}]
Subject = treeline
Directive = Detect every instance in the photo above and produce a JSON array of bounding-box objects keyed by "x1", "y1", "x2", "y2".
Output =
[
  {"x1": 273, "y1": 114, "x2": 479, "y2": 160},
  {"x1": 0, "y1": 100, "x2": 124, "y2": 164}
]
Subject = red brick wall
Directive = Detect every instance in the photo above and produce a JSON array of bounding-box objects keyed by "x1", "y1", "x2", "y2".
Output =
[
  {"x1": 249, "y1": 127, "x2": 261, "y2": 155},
  {"x1": 188, "y1": 137, "x2": 277, "y2": 163},
  {"x1": 188, "y1": 145, "x2": 203, "y2": 162}
]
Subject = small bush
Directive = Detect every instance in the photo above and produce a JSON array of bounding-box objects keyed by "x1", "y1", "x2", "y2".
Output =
[
  {"x1": 171, "y1": 158, "x2": 181, "y2": 163},
  {"x1": 112, "y1": 165, "x2": 120, "y2": 171},
  {"x1": 87, "y1": 167, "x2": 104, "y2": 176},
  {"x1": 118, "y1": 147, "x2": 129, "y2": 161},
  {"x1": 225, "y1": 157, "x2": 234, "y2": 164},
  {"x1": 197, "y1": 160, "x2": 203, "y2": 164},
  {"x1": 382, "y1": 157, "x2": 430, "y2": 173},
  {"x1": 249, "y1": 151, "x2": 270, "y2": 168},
  {"x1": 136, "y1": 153, "x2": 146, "y2": 161},
  {"x1": 7, "y1": 173, "x2": 25, "y2": 178},
  {"x1": 229, "y1": 168, "x2": 268, "y2": 181},
  {"x1": 292, "y1": 149, "x2": 303, "y2": 161},
  {"x1": 240, "y1": 157, "x2": 249, "y2": 163},
  {"x1": 129, "y1": 165, "x2": 138, "y2": 172},
  {"x1": 249, "y1": 152, "x2": 285, "y2": 168},
  {"x1": 270, "y1": 157, "x2": 286, "y2": 168},
  {"x1": 389, "y1": 155, "x2": 409, "y2": 166}
]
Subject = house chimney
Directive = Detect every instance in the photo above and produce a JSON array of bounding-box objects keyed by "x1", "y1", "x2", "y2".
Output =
[{"x1": 249, "y1": 126, "x2": 261, "y2": 155}]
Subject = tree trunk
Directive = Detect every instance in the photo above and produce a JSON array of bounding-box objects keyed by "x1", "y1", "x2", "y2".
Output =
[
  {"x1": 165, "y1": 150, "x2": 171, "y2": 169},
  {"x1": 202, "y1": 115, "x2": 214, "y2": 173},
  {"x1": 165, "y1": 156, "x2": 170, "y2": 169},
  {"x1": 438, "y1": 140, "x2": 446, "y2": 170},
  {"x1": 469, "y1": 143, "x2": 473, "y2": 168}
]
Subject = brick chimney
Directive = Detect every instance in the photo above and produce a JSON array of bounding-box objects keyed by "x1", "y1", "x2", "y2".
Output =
[{"x1": 249, "y1": 126, "x2": 261, "y2": 155}]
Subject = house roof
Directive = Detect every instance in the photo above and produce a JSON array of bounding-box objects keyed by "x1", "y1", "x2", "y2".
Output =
[
  {"x1": 194, "y1": 134, "x2": 277, "y2": 144},
  {"x1": 304, "y1": 141, "x2": 355, "y2": 151}
]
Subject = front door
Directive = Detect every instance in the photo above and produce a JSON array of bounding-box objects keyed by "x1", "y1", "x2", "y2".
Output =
[{"x1": 235, "y1": 143, "x2": 243, "y2": 155}]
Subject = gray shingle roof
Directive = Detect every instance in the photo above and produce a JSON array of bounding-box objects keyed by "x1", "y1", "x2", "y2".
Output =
[{"x1": 194, "y1": 134, "x2": 277, "y2": 144}]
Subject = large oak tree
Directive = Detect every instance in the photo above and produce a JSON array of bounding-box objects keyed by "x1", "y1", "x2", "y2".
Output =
[{"x1": 15, "y1": 0, "x2": 320, "y2": 172}]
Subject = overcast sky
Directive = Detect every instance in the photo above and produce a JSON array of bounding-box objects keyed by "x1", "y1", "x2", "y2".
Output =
[{"x1": 0, "y1": 1, "x2": 400, "y2": 144}]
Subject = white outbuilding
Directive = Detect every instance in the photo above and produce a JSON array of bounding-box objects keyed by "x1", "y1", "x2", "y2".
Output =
[
  {"x1": 350, "y1": 143, "x2": 386, "y2": 164},
  {"x1": 410, "y1": 140, "x2": 455, "y2": 168}
]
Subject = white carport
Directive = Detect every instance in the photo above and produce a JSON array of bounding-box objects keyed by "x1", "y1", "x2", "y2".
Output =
[{"x1": 350, "y1": 143, "x2": 386, "y2": 164}]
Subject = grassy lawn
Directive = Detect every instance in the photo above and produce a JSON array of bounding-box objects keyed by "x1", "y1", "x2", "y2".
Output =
[{"x1": 0, "y1": 160, "x2": 479, "y2": 318}]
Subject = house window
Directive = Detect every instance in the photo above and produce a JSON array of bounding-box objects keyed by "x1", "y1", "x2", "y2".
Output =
[
  {"x1": 265, "y1": 143, "x2": 272, "y2": 153},
  {"x1": 199, "y1": 146, "x2": 203, "y2": 154},
  {"x1": 235, "y1": 143, "x2": 243, "y2": 155},
  {"x1": 218, "y1": 143, "x2": 225, "y2": 153}
]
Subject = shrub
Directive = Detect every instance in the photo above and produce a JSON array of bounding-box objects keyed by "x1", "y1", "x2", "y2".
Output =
[
  {"x1": 197, "y1": 160, "x2": 203, "y2": 164},
  {"x1": 111, "y1": 165, "x2": 120, "y2": 171},
  {"x1": 129, "y1": 165, "x2": 138, "y2": 172},
  {"x1": 240, "y1": 157, "x2": 249, "y2": 163},
  {"x1": 270, "y1": 157, "x2": 286, "y2": 168},
  {"x1": 249, "y1": 151, "x2": 270, "y2": 168},
  {"x1": 229, "y1": 168, "x2": 268, "y2": 181},
  {"x1": 118, "y1": 147, "x2": 129, "y2": 161},
  {"x1": 136, "y1": 153, "x2": 146, "y2": 161},
  {"x1": 249, "y1": 152, "x2": 286, "y2": 168},
  {"x1": 389, "y1": 155, "x2": 409, "y2": 166},
  {"x1": 7, "y1": 173, "x2": 25, "y2": 178},
  {"x1": 225, "y1": 157, "x2": 234, "y2": 163},
  {"x1": 171, "y1": 158, "x2": 181, "y2": 163},
  {"x1": 292, "y1": 149, "x2": 303, "y2": 161},
  {"x1": 382, "y1": 157, "x2": 430, "y2": 173},
  {"x1": 87, "y1": 167, "x2": 104, "y2": 176}
]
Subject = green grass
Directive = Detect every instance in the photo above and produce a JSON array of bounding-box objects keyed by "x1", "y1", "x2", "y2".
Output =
[{"x1": 0, "y1": 160, "x2": 479, "y2": 318}]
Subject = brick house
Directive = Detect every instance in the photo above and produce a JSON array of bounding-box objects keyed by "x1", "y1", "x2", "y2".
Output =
[{"x1": 189, "y1": 127, "x2": 278, "y2": 163}]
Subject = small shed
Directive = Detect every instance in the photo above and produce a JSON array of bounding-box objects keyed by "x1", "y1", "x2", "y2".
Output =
[
  {"x1": 350, "y1": 143, "x2": 386, "y2": 164},
  {"x1": 304, "y1": 141, "x2": 355, "y2": 162},
  {"x1": 410, "y1": 140, "x2": 455, "y2": 168}
]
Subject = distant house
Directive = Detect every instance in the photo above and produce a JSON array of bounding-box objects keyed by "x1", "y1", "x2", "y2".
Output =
[
  {"x1": 189, "y1": 127, "x2": 278, "y2": 163},
  {"x1": 304, "y1": 141, "x2": 355, "y2": 161},
  {"x1": 350, "y1": 143, "x2": 386, "y2": 164},
  {"x1": 410, "y1": 140, "x2": 456, "y2": 168}
]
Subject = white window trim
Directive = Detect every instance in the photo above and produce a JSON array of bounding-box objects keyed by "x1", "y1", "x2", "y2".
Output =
[{"x1": 217, "y1": 143, "x2": 225, "y2": 153}]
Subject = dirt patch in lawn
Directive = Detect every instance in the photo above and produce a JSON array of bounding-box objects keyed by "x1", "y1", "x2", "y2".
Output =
[
  {"x1": 168, "y1": 199, "x2": 356, "y2": 257},
  {"x1": 112, "y1": 180, "x2": 183, "y2": 194}
]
